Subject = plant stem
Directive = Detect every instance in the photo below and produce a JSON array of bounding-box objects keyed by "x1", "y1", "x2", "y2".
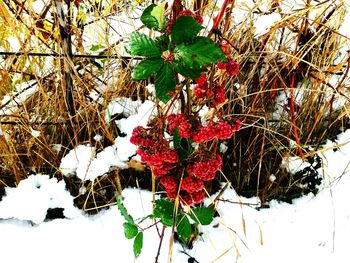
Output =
[
  {"x1": 154, "y1": 225, "x2": 166, "y2": 263},
  {"x1": 289, "y1": 74, "x2": 304, "y2": 159}
]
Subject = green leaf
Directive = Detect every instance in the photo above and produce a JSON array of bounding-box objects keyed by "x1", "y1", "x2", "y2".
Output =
[
  {"x1": 123, "y1": 222, "x2": 139, "y2": 239},
  {"x1": 171, "y1": 16, "x2": 203, "y2": 45},
  {"x1": 176, "y1": 214, "x2": 192, "y2": 244},
  {"x1": 173, "y1": 127, "x2": 181, "y2": 149},
  {"x1": 153, "y1": 198, "x2": 175, "y2": 227},
  {"x1": 133, "y1": 232, "x2": 143, "y2": 258},
  {"x1": 155, "y1": 35, "x2": 170, "y2": 51},
  {"x1": 150, "y1": 3, "x2": 166, "y2": 30},
  {"x1": 189, "y1": 207, "x2": 214, "y2": 225},
  {"x1": 141, "y1": 4, "x2": 158, "y2": 30},
  {"x1": 155, "y1": 62, "x2": 176, "y2": 103},
  {"x1": 116, "y1": 195, "x2": 134, "y2": 224},
  {"x1": 90, "y1": 44, "x2": 105, "y2": 51},
  {"x1": 132, "y1": 58, "x2": 164, "y2": 80},
  {"x1": 174, "y1": 63, "x2": 203, "y2": 79},
  {"x1": 175, "y1": 36, "x2": 227, "y2": 68},
  {"x1": 128, "y1": 32, "x2": 162, "y2": 57}
]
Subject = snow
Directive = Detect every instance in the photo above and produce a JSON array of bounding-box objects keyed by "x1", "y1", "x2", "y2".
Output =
[{"x1": 2, "y1": 129, "x2": 350, "y2": 262}]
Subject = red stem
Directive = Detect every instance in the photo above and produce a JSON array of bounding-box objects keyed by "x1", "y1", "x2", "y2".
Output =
[
  {"x1": 211, "y1": 0, "x2": 232, "y2": 31},
  {"x1": 289, "y1": 74, "x2": 304, "y2": 159}
]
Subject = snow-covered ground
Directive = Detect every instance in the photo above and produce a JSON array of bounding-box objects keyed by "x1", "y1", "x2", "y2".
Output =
[{"x1": 1, "y1": 129, "x2": 350, "y2": 263}]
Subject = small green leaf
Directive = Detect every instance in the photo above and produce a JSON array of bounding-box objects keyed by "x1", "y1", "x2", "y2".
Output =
[
  {"x1": 128, "y1": 32, "x2": 162, "y2": 57},
  {"x1": 90, "y1": 44, "x2": 105, "y2": 51},
  {"x1": 133, "y1": 232, "x2": 143, "y2": 258},
  {"x1": 189, "y1": 207, "x2": 214, "y2": 225},
  {"x1": 173, "y1": 127, "x2": 181, "y2": 149},
  {"x1": 141, "y1": 4, "x2": 158, "y2": 30},
  {"x1": 153, "y1": 198, "x2": 175, "y2": 227},
  {"x1": 116, "y1": 195, "x2": 134, "y2": 224},
  {"x1": 176, "y1": 214, "x2": 192, "y2": 244},
  {"x1": 132, "y1": 58, "x2": 164, "y2": 80},
  {"x1": 171, "y1": 16, "x2": 203, "y2": 45},
  {"x1": 155, "y1": 62, "x2": 176, "y2": 103},
  {"x1": 150, "y1": 3, "x2": 166, "y2": 30},
  {"x1": 175, "y1": 36, "x2": 227, "y2": 68},
  {"x1": 123, "y1": 222, "x2": 139, "y2": 239}
]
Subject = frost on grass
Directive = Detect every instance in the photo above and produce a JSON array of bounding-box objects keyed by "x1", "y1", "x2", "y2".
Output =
[
  {"x1": 60, "y1": 98, "x2": 156, "y2": 181},
  {"x1": 0, "y1": 174, "x2": 80, "y2": 224}
]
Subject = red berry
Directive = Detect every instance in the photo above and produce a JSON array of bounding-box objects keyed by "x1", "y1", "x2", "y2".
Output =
[
  {"x1": 160, "y1": 175, "x2": 178, "y2": 191},
  {"x1": 181, "y1": 177, "x2": 204, "y2": 193},
  {"x1": 178, "y1": 122, "x2": 192, "y2": 138},
  {"x1": 195, "y1": 73, "x2": 207, "y2": 85},
  {"x1": 214, "y1": 121, "x2": 235, "y2": 140},
  {"x1": 181, "y1": 193, "x2": 193, "y2": 206},
  {"x1": 192, "y1": 125, "x2": 216, "y2": 143},
  {"x1": 191, "y1": 190, "x2": 205, "y2": 204}
]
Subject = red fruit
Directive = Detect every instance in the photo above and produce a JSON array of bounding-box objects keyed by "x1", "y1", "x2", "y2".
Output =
[
  {"x1": 153, "y1": 163, "x2": 174, "y2": 177},
  {"x1": 214, "y1": 121, "x2": 235, "y2": 140},
  {"x1": 163, "y1": 151, "x2": 179, "y2": 163},
  {"x1": 217, "y1": 61, "x2": 239, "y2": 76},
  {"x1": 195, "y1": 73, "x2": 207, "y2": 85},
  {"x1": 226, "y1": 60, "x2": 240, "y2": 76},
  {"x1": 213, "y1": 85, "x2": 226, "y2": 106},
  {"x1": 181, "y1": 177, "x2": 204, "y2": 193},
  {"x1": 191, "y1": 190, "x2": 205, "y2": 204},
  {"x1": 167, "y1": 113, "x2": 187, "y2": 134},
  {"x1": 217, "y1": 62, "x2": 227, "y2": 70},
  {"x1": 160, "y1": 175, "x2": 178, "y2": 191},
  {"x1": 178, "y1": 122, "x2": 192, "y2": 138},
  {"x1": 232, "y1": 119, "x2": 242, "y2": 131},
  {"x1": 166, "y1": 188, "x2": 177, "y2": 199},
  {"x1": 181, "y1": 193, "x2": 193, "y2": 206},
  {"x1": 192, "y1": 125, "x2": 216, "y2": 143}
]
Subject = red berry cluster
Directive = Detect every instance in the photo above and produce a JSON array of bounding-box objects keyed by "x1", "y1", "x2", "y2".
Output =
[
  {"x1": 167, "y1": 113, "x2": 240, "y2": 143},
  {"x1": 131, "y1": 126, "x2": 179, "y2": 178},
  {"x1": 217, "y1": 60, "x2": 240, "y2": 76},
  {"x1": 187, "y1": 154, "x2": 222, "y2": 181},
  {"x1": 193, "y1": 73, "x2": 227, "y2": 107}
]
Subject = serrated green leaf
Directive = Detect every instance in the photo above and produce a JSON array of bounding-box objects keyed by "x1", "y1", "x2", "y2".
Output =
[
  {"x1": 171, "y1": 16, "x2": 203, "y2": 45},
  {"x1": 132, "y1": 58, "x2": 164, "y2": 80},
  {"x1": 173, "y1": 127, "x2": 181, "y2": 149},
  {"x1": 133, "y1": 232, "x2": 143, "y2": 258},
  {"x1": 174, "y1": 63, "x2": 203, "y2": 79},
  {"x1": 155, "y1": 35, "x2": 170, "y2": 51},
  {"x1": 175, "y1": 36, "x2": 227, "y2": 68},
  {"x1": 141, "y1": 4, "x2": 159, "y2": 30},
  {"x1": 128, "y1": 32, "x2": 162, "y2": 57},
  {"x1": 150, "y1": 3, "x2": 166, "y2": 30},
  {"x1": 123, "y1": 222, "x2": 139, "y2": 239},
  {"x1": 189, "y1": 207, "x2": 214, "y2": 225},
  {"x1": 153, "y1": 198, "x2": 175, "y2": 227},
  {"x1": 176, "y1": 214, "x2": 192, "y2": 244},
  {"x1": 155, "y1": 62, "x2": 176, "y2": 103},
  {"x1": 116, "y1": 195, "x2": 134, "y2": 224}
]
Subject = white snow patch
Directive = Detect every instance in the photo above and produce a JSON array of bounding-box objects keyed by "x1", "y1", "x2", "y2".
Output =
[{"x1": 0, "y1": 174, "x2": 80, "y2": 224}]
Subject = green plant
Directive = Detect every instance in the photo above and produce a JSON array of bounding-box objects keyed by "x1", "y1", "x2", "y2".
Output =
[
  {"x1": 117, "y1": 195, "x2": 214, "y2": 258},
  {"x1": 118, "y1": 0, "x2": 240, "y2": 259}
]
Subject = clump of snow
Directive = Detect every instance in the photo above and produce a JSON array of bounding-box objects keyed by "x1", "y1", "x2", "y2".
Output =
[
  {"x1": 0, "y1": 174, "x2": 80, "y2": 224},
  {"x1": 254, "y1": 13, "x2": 282, "y2": 37},
  {"x1": 30, "y1": 128, "x2": 40, "y2": 138}
]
